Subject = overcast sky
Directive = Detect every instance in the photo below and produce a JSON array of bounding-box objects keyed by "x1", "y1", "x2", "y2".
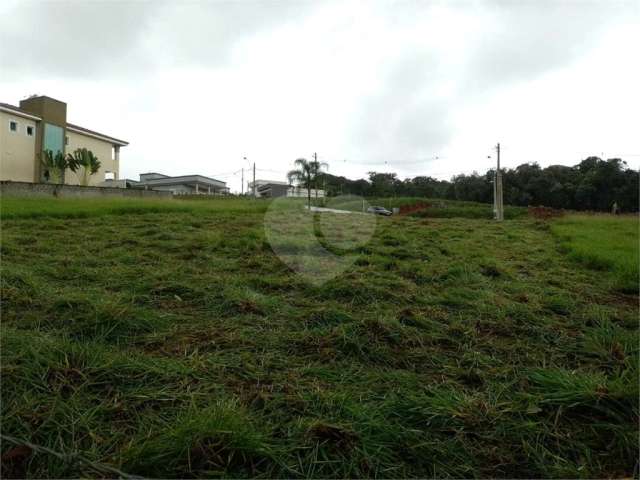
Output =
[{"x1": 2, "y1": 0, "x2": 638, "y2": 192}]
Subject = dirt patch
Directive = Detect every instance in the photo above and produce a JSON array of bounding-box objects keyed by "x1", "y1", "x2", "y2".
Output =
[
  {"x1": 528, "y1": 206, "x2": 564, "y2": 220},
  {"x1": 1, "y1": 444, "x2": 33, "y2": 479},
  {"x1": 399, "y1": 202, "x2": 431, "y2": 215},
  {"x1": 307, "y1": 422, "x2": 358, "y2": 450}
]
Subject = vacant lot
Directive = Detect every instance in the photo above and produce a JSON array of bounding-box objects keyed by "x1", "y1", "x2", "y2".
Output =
[
  {"x1": 1, "y1": 198, "x2": 637, "y2": 478},
  {"x1": 551, "y1": 214, "x2": 639, "y2": 293}
]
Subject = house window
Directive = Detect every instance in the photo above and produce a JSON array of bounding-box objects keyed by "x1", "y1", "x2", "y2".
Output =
[
  {"x1": 9, "y1": 121, "x2": 17, "y2": 132},
  {"x1": 104, "y1": 171, "x2": 115, "y2": 181},
  {"x1": 43, "y1": 123, "x2": 64, "y2": 156},
  {"x1": 65, "y1": 136, "x2": 69, "y2": 145},
  {"x1": 26, "y1": 125, "x2": 34, "y2": 136}
]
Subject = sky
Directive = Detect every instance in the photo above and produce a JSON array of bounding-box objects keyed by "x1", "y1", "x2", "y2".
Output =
[{"x1": 1, "y1": 0, "x2": 639, "y2": 193}]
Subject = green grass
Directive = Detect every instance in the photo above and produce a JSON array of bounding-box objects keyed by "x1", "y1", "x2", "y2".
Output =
[
  {"x1": 1, "y1": 197, "x2": 638, "y2": 478},
  {"x1": 551, "y1": 214, "x2": 639, "y2": 293},
  {"x1": 323, "y1": 196, "x2": 527, "y2": 219},
  {"x1": 0, "y1": 196, "x2": 259, "y2": 220}
]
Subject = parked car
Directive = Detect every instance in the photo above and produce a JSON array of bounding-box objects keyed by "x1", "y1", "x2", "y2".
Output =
[{"x1": 367, "y1": 206, "x2": 393, "y2": 216}]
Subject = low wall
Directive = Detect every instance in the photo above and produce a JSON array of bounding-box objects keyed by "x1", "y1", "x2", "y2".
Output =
[{"x1": 0, "y1": 181, "x2": 173, "y2": 199}]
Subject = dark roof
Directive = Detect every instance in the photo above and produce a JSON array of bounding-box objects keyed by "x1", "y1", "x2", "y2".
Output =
[
  {"x1": 139, "y1": 174, "x2": 227, "y2": 187},
  {"x1": 139, "y1": 172, "x2": 169, "y2": 177},
  {"x1": 258, "y1": 183, "x2": 291, "y2": 191},
  {"x1": 0, "y1": 102, "x2": 128, "y2": 146}
]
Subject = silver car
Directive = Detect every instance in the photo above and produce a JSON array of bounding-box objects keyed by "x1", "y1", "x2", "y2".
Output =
[{"x1": 367, "y1": 206, "x2": 393, "y2": 216}]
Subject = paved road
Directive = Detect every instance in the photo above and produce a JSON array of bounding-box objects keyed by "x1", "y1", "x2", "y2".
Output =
[{"x1": 305, "y1": 205, "x2": 365, "y2": 214}]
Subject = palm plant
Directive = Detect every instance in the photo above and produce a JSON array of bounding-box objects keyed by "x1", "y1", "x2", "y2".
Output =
[
  {"x1": 310, "y1": 159, "x2": 328, "y2": 205},
  {"x1": 70, "y1": 148, "x2": 101, "y2": 186},
  {"x1": 287, "y1": 158, "x2": 314, "y2": 209},
  {"x1": 41, "y1": 149, "x2": 76, "y2": 184}
]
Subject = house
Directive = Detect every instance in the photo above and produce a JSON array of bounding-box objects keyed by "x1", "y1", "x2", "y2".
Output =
[
  {"x1": 248, "y1": 179, "x2": 326, "y2": 198},
  {"x1": 286, "y1": 185, "x2": 325, "y2": 199},
  {"x1": 249, "y1": 179, "x2": 290, "y2": 197},
  {"x1": 0, "y1": 95, "x2": 128, "y2": 186},
  {"x1": 121, "y1": 172, "x2": 229, "y2": 195}
]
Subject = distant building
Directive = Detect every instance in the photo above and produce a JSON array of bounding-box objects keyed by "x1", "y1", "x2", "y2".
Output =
[
  {"x1": 249, "y1": 179, "x2": 290, "y2": 197},
  {"x1": 115, "y1": 172, "x2": 228, "y2": 195},
  {"x1": 0, "y1": 96, "x2": 128, "y2": 185},
  {"x1": 286, "y1": 186, "x2": 325, "y2": 198},
  {"x1": 249, "y1": 179, "x2": 325, "y2": 198}
]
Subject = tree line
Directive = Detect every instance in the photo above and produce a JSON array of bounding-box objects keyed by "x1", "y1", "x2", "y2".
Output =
[{"x1": 320, "y1": 157, "x2": 639, "y2": 212}]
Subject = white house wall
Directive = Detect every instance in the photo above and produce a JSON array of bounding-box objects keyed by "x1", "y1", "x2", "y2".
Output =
[
  {"x1": 287, "y1": 187, "x2": 325, "y2": 198},
  {"x1": 0, "y1": 111, "x2": 38, "y2": 182},
  {"x1": 65, "y1": 130, "x2": 118, "y2": 186}
]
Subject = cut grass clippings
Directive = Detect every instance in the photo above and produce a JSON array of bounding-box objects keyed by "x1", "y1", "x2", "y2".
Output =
[{"x1": 1, "y1": 196, "x2": 638, "y2": 478}]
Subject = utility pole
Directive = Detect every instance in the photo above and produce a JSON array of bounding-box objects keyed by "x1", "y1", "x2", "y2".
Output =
[
  {"x1": 490, "y1": 154, "x2": 496, "y2": 215},
  {"x1": 253, "y1": 162, "x2": 256, "y2": 197},
  {"x1": 493, "y1": 166, "x2": 497, "y2": 216},
  {"x1": 241, "y1": 168, "x2": 244, "y2": 195},
  {"x1": 495, "y1": 143, "x2": 504, "y2": 221}
]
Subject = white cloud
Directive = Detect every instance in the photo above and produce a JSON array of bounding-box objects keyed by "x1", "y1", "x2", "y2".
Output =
[{"x1": 1, "y1": 0, "x2": 638, "y2": 192}]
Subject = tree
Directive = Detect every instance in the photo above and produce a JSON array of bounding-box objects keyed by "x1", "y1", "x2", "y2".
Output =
[
  {"x1": 70, "y1": 148, "x2": 101, "y2": 186},
  {"x1": 321, "y1": 173, "x2": 371, "y2": 196},
  {"x1": 287, "y1": 158, "x2": 313, "y2": 209},
  {"x1": 309, "y1": 159, "x2": 328, "y2": 205},
  {"x1": 368, "y1": 172, "x2": 400, "y2": 197},
  {"x1": 450, "y1": 172, "x2": 491, "y2": 203},
  {"x1": 41, "y1": 149, "x2": 77, "y2": 184},
  {"x1": 617, "y1": 169, "x2": 639, "y2": 212},
  {"x1": 408, "y1": 176, "x2": 447, "y2": 198}
]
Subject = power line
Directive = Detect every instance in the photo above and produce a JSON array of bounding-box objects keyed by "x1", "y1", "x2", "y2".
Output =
[
  {"x1": 256, "y1": 168, "x2": 288, "y2": 174},
  {"x1": 208, "y1": 169, "x2": 242, "y2": 178}
]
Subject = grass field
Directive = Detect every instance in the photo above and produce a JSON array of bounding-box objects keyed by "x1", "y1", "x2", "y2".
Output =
[
  {"x1": 322, "y1": 196, "x2": 527, "y2": 219},
  {"x1": 551, "y1": 214, "x2": 639, "y2": 293},
  {"x1": 1, "y1": 197, "x2": 638, "y2": 478}
]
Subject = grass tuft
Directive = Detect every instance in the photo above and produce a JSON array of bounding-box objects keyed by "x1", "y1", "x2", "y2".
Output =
[{"x1": 123, "y1": 401, "x2": 273, "y2": 477}]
